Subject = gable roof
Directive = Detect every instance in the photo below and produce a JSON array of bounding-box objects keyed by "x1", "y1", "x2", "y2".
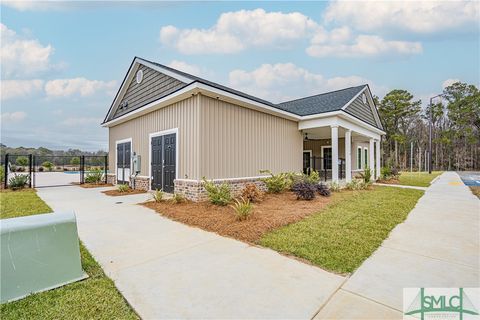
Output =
[
  {"x1": 103, "y1": 57, "x2": 383, "y2": 131},
  {"x1": 276, "y1": 85, "x2": 367, "y2": 116}
]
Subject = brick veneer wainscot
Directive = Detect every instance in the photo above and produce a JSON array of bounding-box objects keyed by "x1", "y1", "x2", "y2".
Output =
[{"x1": 174, "y1": 177, "x2": 267, "y2": 202}]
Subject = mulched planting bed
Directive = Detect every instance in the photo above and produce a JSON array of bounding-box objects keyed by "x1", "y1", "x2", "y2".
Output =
[
  {"x1": 102, "y1": 189, "x2": 147, "y2": 196},
  {"x1": 142, "y1": 192, "x2": 332, "y2": 243},
  {"x1": 77, "y1": 183, "x2": 113, "y2": 188}
]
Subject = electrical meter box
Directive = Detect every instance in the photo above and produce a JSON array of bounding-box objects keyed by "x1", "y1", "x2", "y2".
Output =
[{"x1": 132, "y1": 154, "x2": 141, "y2": 174}]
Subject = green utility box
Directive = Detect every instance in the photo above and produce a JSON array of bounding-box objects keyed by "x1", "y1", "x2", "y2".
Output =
[{"x1": 1, "y1": 211, "x2": 87, "y2": 303}]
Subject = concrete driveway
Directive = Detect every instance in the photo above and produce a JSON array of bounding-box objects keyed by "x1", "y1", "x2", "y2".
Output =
[
  {"x1": 37, "y1": 186, "x2": 344, "y2": 319},
  {"x1": 315, "y1": 172, "x2": 480, "y2": 319}
]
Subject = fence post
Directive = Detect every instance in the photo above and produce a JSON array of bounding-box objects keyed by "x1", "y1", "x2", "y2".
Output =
[
  {"x1": 104, "y1": 155, "x2": 108, "y2": 184},
  {"x1": 4, "y1": 153, "x2": 8, "y2": 189},
  {"x1": 32, "y1": 155, "x2": 36, "y2": 188},
  {"x1": 28, "y1": 154, "x2": 32, "y2": 188},
  {"x1": 80, "y1": 156, "x2": 85, "y2": 184}
]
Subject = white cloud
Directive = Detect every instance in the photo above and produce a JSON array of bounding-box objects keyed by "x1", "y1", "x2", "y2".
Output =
[
  {"x1": 1, "y1": 1, "x2": 68, "y2": 11},
  {"x1": 167, "y1": 60, "x2": 202, "y2": 76},
  {"x1": 160, "y1": 8, "x2": 424, "y2": 58},
  {"x1": 442, "y1": 78, "x2": 460, "y2": 89},
  {"x1": 1, "y1": 23, "x2": 54, "y2": 78},
  {"x1": 0, "y1": 79, "x2": 44, "y2": 100},
  {"x1": 44, "y1": 78, "x2": 117, "y2": 98},
  {"x1": 324, "y1": 0, "x2": 480, "y2": 34},
  {"x1": 61, "y1": 117, "x2": 102, "y2": 126},
  {"x1": 307, "y1": 34, "x2": 422, "y2": 58},
  {"x1": 1, "y1": 111, "x2": 27, "y2": 123},
  {"x1": 159, "y1": 8, "x2": 319, "y2": 54},
  {"x1": 228, "y1": 63, "x2": 384, "y2": 103}
]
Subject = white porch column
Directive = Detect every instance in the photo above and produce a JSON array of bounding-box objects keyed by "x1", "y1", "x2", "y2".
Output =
[
  {"x1": 375, "y1": 139, "x2": 381, "y2": 180},
  {"x1": 331, "y1": 126, "x2": 339, "y2": 182},
  {"x1": 345, "y1": 129, "x2": 352, "y2": 182},
  {"x1": 369, "y1": 138, "x2": 375, "y2": 177}
]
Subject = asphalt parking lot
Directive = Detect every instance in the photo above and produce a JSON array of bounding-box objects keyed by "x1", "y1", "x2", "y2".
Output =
[{"x1": 457, "y1": 171, "x2": 480, "y2": 186}]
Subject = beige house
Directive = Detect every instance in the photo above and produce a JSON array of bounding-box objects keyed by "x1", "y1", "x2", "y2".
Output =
[{"x1": 102, "y1": 57, "x2": 385, "y2": 200}]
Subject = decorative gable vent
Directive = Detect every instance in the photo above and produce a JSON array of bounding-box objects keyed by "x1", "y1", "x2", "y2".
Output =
[{"x1": 362, "y1": 93, "x2": 367, "y2": 104}]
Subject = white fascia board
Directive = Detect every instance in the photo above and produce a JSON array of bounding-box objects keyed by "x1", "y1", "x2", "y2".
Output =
[
  {"x1": 299, "y1": 114, "x2": 383, "y2": 139},
  {"x1": 134, "y1": 57, "x2": 193, "y2": 84},
  {"x1": 103, "y1": 62, "x2": 139, "y2": 123},
  {"x1": 195, "y1": 82, "x2": 300, "y2": 121},
  {"x1": 336, "y1": 117, "x2": 381, "y2": 140},
  {"x1": 341, "y1": 86, "x2": 367, "y2": 110},
  {"x1": 103, "y1": 58, "x2": 193, "y2": 124},
  {"x1": 102, "y1": 83, "x2": 199, "y2": 127}
]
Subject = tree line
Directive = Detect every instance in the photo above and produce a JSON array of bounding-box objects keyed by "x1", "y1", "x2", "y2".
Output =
[
  {"x1": 377, "y1": 81, "x2": 479, "y2": 171},
  {"x1": 0, "y1": 145, "x2": 108, "y2": 167}
]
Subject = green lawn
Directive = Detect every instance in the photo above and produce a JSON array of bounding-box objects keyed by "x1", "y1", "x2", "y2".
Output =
[
  {"x1": 0, "y1": 190, "x2": 138, "y2": 320},
  {"x1": 0, "y1": 189, "x2": 52, "y2": 219},
  {"x1": 260, "y1": 186, "x2": 424, "y2": 274},
  {"x1": 397, "y1": 171, "x2": 443, "y2": 187}
]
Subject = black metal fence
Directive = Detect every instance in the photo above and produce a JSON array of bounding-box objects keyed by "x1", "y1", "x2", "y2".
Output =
[
  {"x1": 3, "y1": 153, "x2": 108, "y2": 188},
  {"x1": 303, "y1": 156, "x2": 346, "y2": 181}
]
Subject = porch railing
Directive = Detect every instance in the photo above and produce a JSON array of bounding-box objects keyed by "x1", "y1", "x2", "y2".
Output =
[{"x1": 303, "y1": 156, "x2": 345, "y2": 181}]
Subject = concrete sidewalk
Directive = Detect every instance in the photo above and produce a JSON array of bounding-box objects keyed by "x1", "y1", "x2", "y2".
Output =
[
  {"x1": 37, "y1": 186, "x2": 344, "y2": 319},
  {"x1": 315, "y1": 171, "x2": 480, "y2": 319}
]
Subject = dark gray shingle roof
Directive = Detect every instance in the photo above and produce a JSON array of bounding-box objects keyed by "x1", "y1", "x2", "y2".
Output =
[
  {"x1": 276, "y1": 85, "x2": 367, "y2": 116},
  {"x1": 140, "y1": 58, "x2": 367, "y2": 117},
  {"x1": 122, "y1": 58, "x2": 377, "y2": 129}
]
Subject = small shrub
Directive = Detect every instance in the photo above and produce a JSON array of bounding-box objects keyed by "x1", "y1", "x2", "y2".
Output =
[
  {"x1": 380, "y1": 166, "x2": 392, "y2": 180},
  {"x1": 291, "y1": 180, "x2": 317, "y2": 200},
  {"x1": 172, "y1": 193, "x2": 185, "y2": 204},
  {"x1": 85, "y1": 169, "x2": 103, "y2": 184},
  {"x1": 42, "y1": 161, "x2": 54, "y2": 171},
  {"x1": 316, "y1": 182, "x2": 331, "y2": 197},
  {"x1": 38, "y1": 166, "x2": 44, "y2": 172},
  {"x1": 152, "y1": 189, "x2": 164, "y2": 202},
  {"x1": 15, "y1": 156, "x2": 28, "y2": 166},
  {"x1": 8, "y1": 174, "x2": 29, "y2": 190},
  {"x1": 117, "y1": 184, "x2": 130, "y2": 193},
  {"x1": 346, "y1": 179, "x2": 363, "y2": 190},
  {"x1": 391, "y1": 167, "x2": 400, "y2": 179},
  {"x1": 56, "y1": 166, "x2": 62, "y2": 170},
  {"x1": 202, "y1": 178, "x2": 232, "y2": 206},
  {"x1": 230, "y1": 197, "x2": 253, "y2": 221},
  {"x1": 241, "y1": 184, "x2": 263, "y2": 202},
  {"x1": 360, "y1": 167, "x2": 372, "y2": 183},
  {"x1": 260, "y1": 170, "x2": 289, "y2": 193},
  {"x1": 0, "y1": 166, "x2": 4, "y2": 183},
  {"x1": 329, "y1": 181, "x2": 341, "y2": 192},
  {"x1": 306, "y1": 170, "x2": 320, "y2": 184}
]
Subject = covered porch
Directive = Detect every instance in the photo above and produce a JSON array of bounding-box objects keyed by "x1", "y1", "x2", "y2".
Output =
[{"x1": 299, "y1": 114, "x2": 383, "y2": 183}]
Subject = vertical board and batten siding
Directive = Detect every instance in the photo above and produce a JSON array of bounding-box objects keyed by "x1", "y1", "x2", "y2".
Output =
[
  {"x1": 199, "y1": 95, "x2": 303, "y2": 179},
  {"x1": 345, "y1": 95, "x2": 377, "y2": 127},
  {"x1": 108, "y1": 95, "x2": 200, "y2": 179},
  {"x1": 111, "y1": 65, "x2": 186, "y2": 121}
]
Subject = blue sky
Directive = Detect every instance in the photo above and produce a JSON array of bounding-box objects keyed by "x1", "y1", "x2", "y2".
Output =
[{"x1": 1, "y1": 1, "x2": 479, "y2": 151}]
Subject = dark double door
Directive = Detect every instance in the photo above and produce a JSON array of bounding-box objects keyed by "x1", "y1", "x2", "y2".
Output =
[
  {"x1": 117, "y1": 141, "x2": 131, "y2": 184},
  {"x1": 151, "y1": 133, "x2": 176, "y2": 193}
]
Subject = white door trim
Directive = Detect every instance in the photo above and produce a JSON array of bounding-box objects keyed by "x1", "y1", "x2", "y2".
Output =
[
  {"x1": 321, "y1": 146, "x2": 332, "y2": 170},
  {"x1": 148, "y1": 128, "x2": 179, "y2": 191},
  {"x1": 115, "y1": 138, "x2": 132, "y2": 184},
  {"x1": 303, "y1": 150, "x2": 313, "y2": 169}
]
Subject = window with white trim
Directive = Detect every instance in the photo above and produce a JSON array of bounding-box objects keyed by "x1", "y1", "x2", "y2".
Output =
[
  {"x1": 357, "y1": 147, "x2": 362, "y2": 169},
  {"x1": 364, "y1": 147, "x2": 368, "y2": 169}
]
